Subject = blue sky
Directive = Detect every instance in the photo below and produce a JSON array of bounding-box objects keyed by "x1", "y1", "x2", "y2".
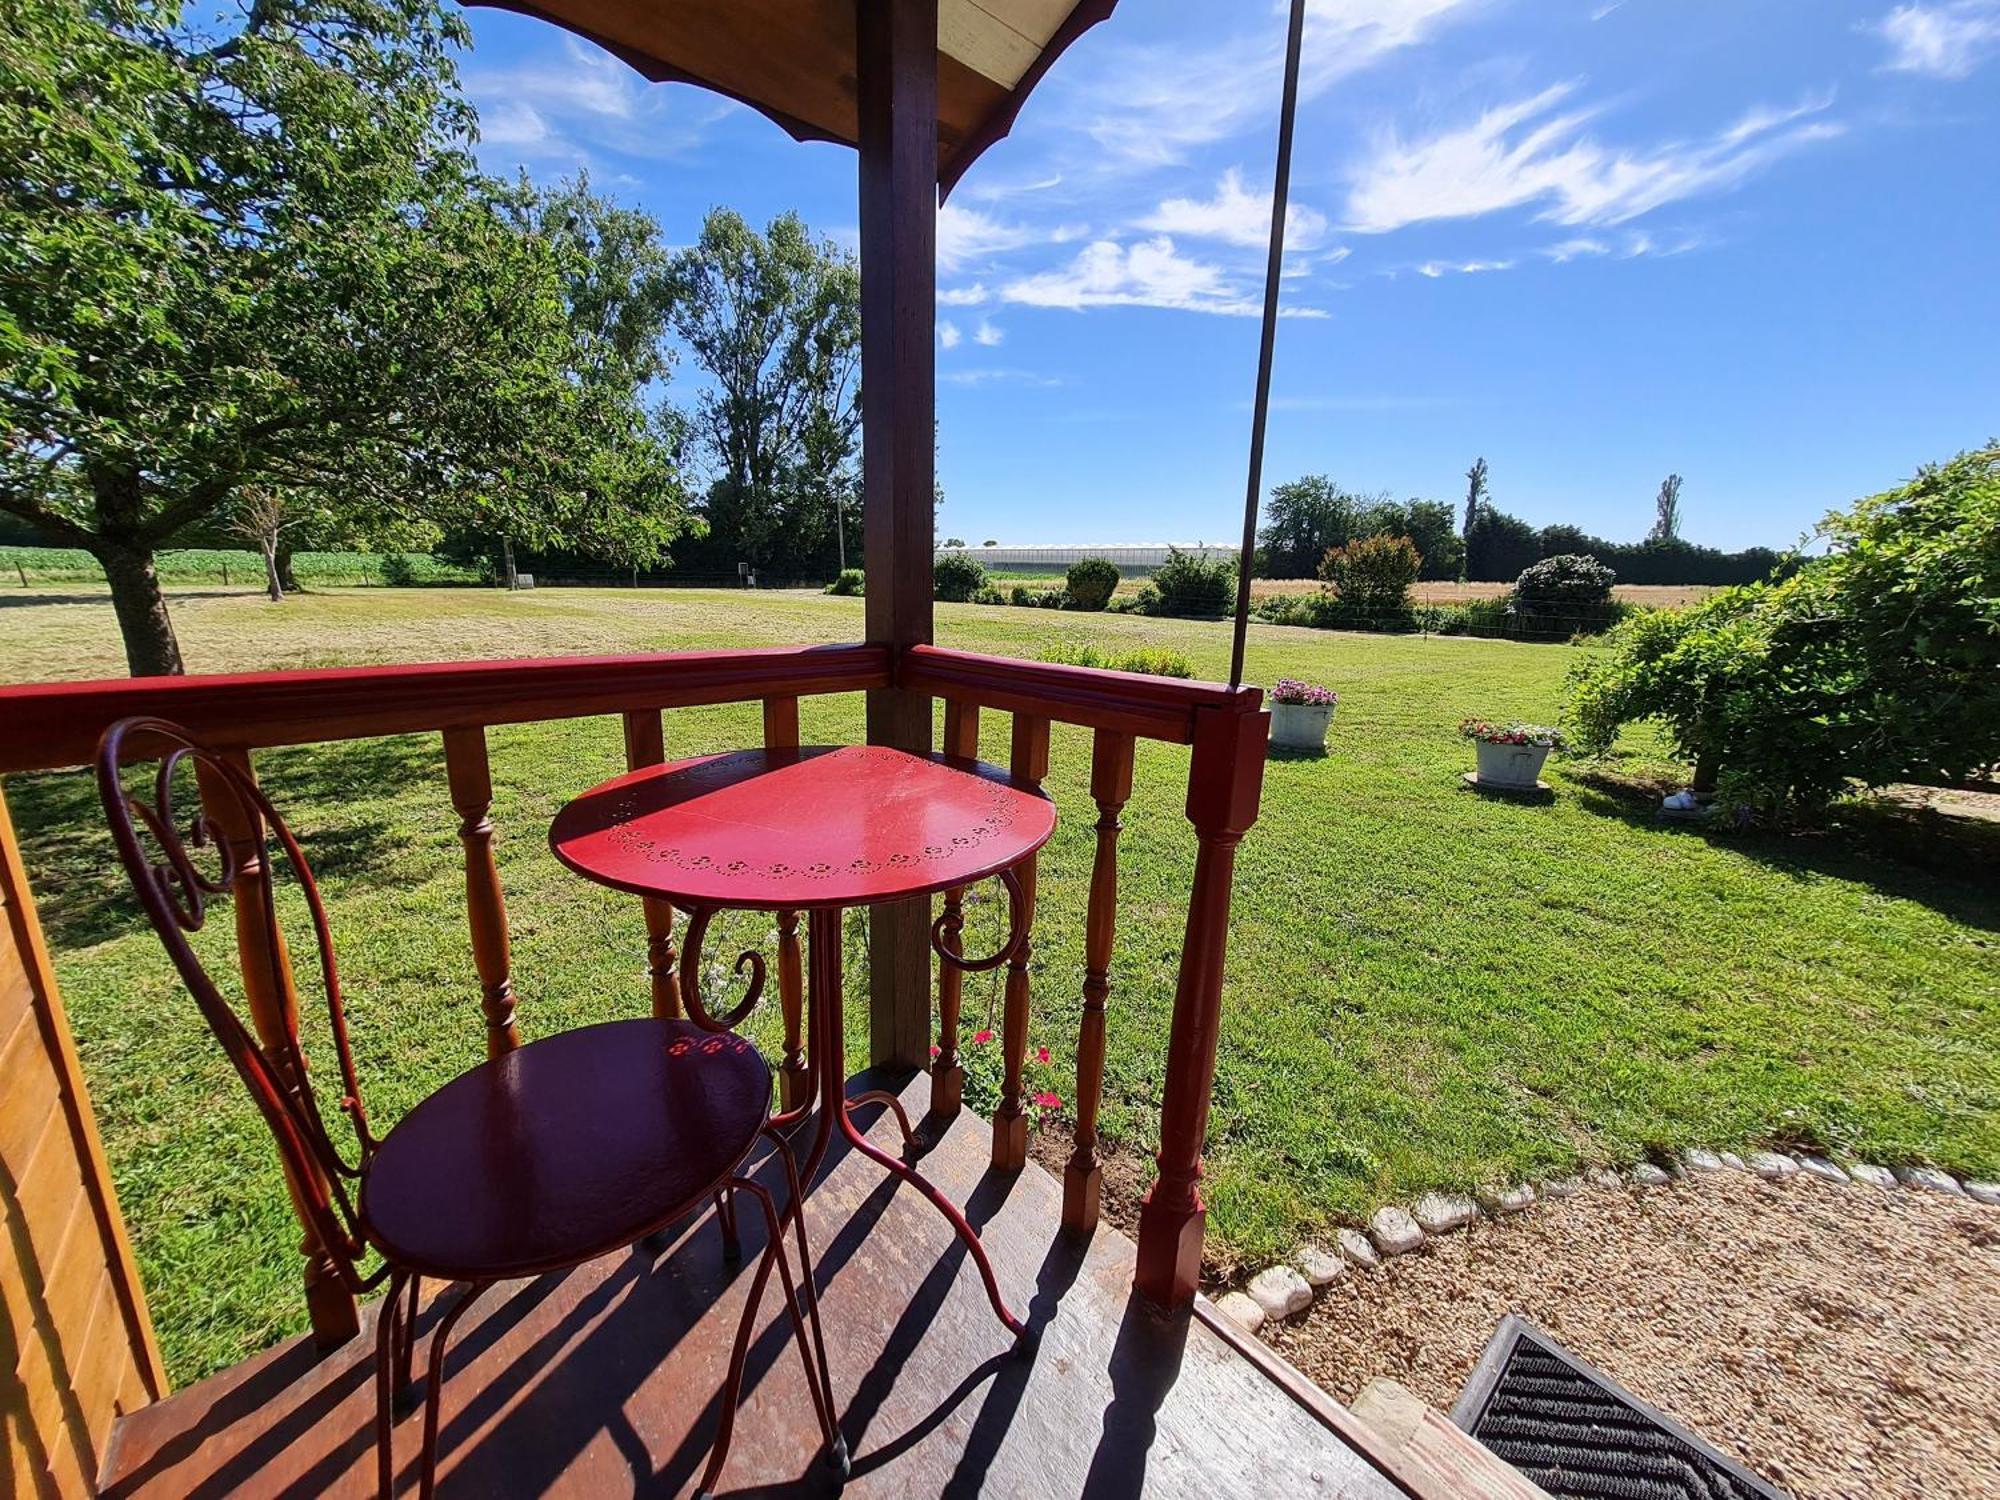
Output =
[{"x1": 457, "y1": 0, "x2": 2000, "y2": 551}]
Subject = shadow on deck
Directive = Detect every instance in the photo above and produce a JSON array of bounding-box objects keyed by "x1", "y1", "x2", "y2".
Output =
[{"x1": 100, "y1": 1071, "x2": 1410, "y2": 1498}]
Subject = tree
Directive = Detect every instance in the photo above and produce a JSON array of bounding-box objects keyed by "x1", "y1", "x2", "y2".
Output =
[
  {"x1": 1375, "y1": 497, "x2": 1462, "y2": 580},
  {"x1": 482, "y1": 176, "x2": 694, "y2": 582},
  {"x1": 1259, "y1": 475, "x2": 1375, "y2": 578},
  {"x1": 1465, "y1": 507, "x2": 1540, "y2": 580},
  {"x1": 664, "y1": 209, "x2": 860, "y2": 578},
  {"x1": 1568, "y1": 443, "x2": 2000, "y2": 815},
  {"x1": 0, "y1": 0, "x2": 594, "y2": 673},
  {"x1": 1651, "y1": 473, "x2": 1683, "y2": 542},
  {"x1": 1462, "y1": 457, "x2": 1490, "y2": 541}
]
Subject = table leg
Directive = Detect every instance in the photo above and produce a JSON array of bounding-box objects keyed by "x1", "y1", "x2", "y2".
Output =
[{"x1": 802, "y1": 905, "x2": 1027, "y2": 1344}]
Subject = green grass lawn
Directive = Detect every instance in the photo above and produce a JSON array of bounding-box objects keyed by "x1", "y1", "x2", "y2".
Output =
[{"x1": 3, "y1": 584, "x2": 1995, "y2": 1384}]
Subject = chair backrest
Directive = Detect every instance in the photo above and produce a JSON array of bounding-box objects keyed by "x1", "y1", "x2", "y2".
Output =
[{"x1": 95, "y1": 716, "x2": 373, "y2": 1287}]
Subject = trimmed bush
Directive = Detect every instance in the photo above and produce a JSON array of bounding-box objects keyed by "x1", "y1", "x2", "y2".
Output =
[
  {"x1": 1511, "y1": 553, "x2": 1616, "y2": 638},
  {"x1": 1064, "y1": 556, "x2": 1121, "y2": 611},
  {"x1": 933, "y1": 552, "x2": 989, "y2": 603},
  {"x1": 1317, "y1": 533, "x2": 1420, "y2": 627},
  {"x1": 824, "y1": 567, "x2": 865, "y2": 596},
  {"x1": 1141, "y1": 547, "x2": 1235, "y2": 617}
]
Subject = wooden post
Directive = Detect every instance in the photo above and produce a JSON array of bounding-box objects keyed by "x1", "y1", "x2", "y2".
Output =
[
  {"x1": 1135, "y1": 707, "x2": 1269, "y2": 1309},
  {"x1": 1064, "y1": 729, "x2": 1134, "y2": 1234},
  {"x1": 195, "y1": 752, "x2": 360, "y2": 1349},
  {"x1": 1, "y1": 786, "x2": 165, "y2": 1492},
  {"x1": 621, "y1": 709, "x2": 683, "y2": 1020},
  {"x1": 857, "y1": 0, "x2": 937, "y2": 1071},
  {"x1": 441, "y1": 728, "x2": 520, "y2": 1057},
  {"x1": 930, "y1": 699, "x2": 980, "y2": 1117},
  {"x1": 992, "y1": 713, "x2": 1049, "y2": 1171},
  {"x1": 763, "y1": 697, "x2": 810, "y2": 1108}
]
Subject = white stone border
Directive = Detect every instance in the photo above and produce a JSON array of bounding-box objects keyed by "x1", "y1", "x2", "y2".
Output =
[{"x1": 1212, "y1": 1153, "x2": 2000, "y2": 1334}]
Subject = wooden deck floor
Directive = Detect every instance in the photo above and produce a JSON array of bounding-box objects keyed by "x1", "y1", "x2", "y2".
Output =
[{"x1": 100, "y1": 1072, "x2": 1413, "y2": 1499}]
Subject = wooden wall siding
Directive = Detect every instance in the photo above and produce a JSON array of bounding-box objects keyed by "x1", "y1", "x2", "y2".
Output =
[{"x1": 0, "y1": 787, "x2": 166, "y2": 1495}]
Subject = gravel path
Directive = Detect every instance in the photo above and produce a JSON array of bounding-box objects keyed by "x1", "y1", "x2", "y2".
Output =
[{"x1": 1260, "y1": 1171, "x2": 2000, "y2": 1500}]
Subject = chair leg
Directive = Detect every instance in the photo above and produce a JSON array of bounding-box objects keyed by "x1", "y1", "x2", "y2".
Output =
[
  {"x1": 393, "y1": 1274, "x2": 420, "y2": 1415},
  {"x1": 693, "y1": 1178, "x2": 840, "y2": 1499},
  {"x1": 714, "y1": 1186, "x2": 741, "y2": 1262},
  {"x1": 376, "y1": 1269, "x2": 408, "y2": 1500},
  {"x1": 416, "y1": 1282, "x2": 488, "y2": 1500}
]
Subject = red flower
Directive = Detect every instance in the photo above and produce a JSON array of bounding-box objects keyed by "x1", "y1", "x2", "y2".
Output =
[
  {"x1": 929, "y1": 1044, "x2": 941, "y2": 1058},
  {"x1": 973, "y1": 1028, "x2": 995, "y2": 1044},
  {"x1": 1034, "y1": 1091, "x2": 1062, "y2": 1110},
  {"x1": 1035, "y1": 1045, "x2": 1051, "y2": 1064}
]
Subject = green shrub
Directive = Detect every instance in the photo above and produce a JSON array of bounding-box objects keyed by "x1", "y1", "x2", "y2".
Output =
[
  {"x1": 1036, "y1": 641, "x2": 1194, "y2": 678},
  {"x1": 933, "y1": 552, "x2": 989, "y2": 603},
  {"x1": 825, "y1": 567, "x2": 865, "y2": 596},
  {"x1": 1064, "y1": 556, "x2": 1121, "y2": 611},
  {"x1": 1511, "y1": 553, "x2": 1616, "y2": 637},
  {"x1": 971, "y1": 584, "x2": 1008, "y2": 605},
  {"x1": 1142, "y1": 548, "x2": 1235, "y2": 617},
  {"x1": 1317, "y1": 533, "x2": 1420, "y2": 625},
  {"x1": 1566, "y1": 442, "x2": 2000, "y2": 816}
]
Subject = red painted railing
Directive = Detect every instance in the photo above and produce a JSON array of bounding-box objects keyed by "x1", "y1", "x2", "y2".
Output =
[{"x1": 0, "y1": 640, "x2": 1266, "y2": 1343}]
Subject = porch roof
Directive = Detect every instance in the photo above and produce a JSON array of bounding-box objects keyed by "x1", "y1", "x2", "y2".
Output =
[{"x1": 466, "y1": 0, "x2": 1118, "y2": 195}]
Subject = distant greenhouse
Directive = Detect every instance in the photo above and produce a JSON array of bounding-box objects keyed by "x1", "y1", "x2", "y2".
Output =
[{"x1": 936, "y1": 543, "x2": 1238, "y2": 572}]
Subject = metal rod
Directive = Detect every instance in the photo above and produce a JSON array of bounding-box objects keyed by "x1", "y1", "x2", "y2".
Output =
[{"x1": 1229, "y1": 0, "x2": 1308, "y2": 691}]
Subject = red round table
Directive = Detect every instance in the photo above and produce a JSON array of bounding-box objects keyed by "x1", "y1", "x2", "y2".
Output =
[{"x1": 549, "y1": 743, "x2": 1057, "y2": 1344}]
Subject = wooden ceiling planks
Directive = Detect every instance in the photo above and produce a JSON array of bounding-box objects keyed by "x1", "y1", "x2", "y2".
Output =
[{"x1": 466, "y1": 0, "x2": 1119, "y2": 192}]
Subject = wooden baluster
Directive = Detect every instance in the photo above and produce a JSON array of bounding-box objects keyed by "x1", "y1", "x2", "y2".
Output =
[
  {"x1": 441, "y1": 727, "x2": 520, "y2": 1057},
  {"x1": 992, "y1": 713, "x2": 1049, "y2": 1171},
  {"x1": 621, "y1": 710, "x2": 682, "y2": 1020},
  {"x1": 763, "y1": 696, "x2": 809, "y2": 1109},
  {"x1": 930, "y1": 699, "x2": 980, "y2": 1118},
  {"x1": 1064, "y1": 729, "x2": 1134, "y2": 1235},
  {"x1": 196, "y1": 751, "x2": 360, "y2": 1350},
  {"x1": 1135, "y1": 706, "x2": 1269, "y2": 1310}
]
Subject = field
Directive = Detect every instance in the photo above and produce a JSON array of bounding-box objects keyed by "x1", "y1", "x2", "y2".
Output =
[{"x1": 2, "y1": 584, "x2": 1993, "y2": 1384}]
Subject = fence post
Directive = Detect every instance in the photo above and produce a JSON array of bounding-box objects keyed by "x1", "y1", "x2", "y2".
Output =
[
  {"x1": 1134, "y1": 706, "x2": 1268, "y2": 1309},
  {"x1": 1064, "y1": 729, "x2": 1134, "y2": 1235},
  {"x1": 930, "y1": 699, "x2": 980, "y2": 1118},
  {"x1": 441, "y1": 727, "x2": 520, "y2": 1056},
  {"x1": 763, "y1": 696, "x2": 810, "y2": 1108},
  {"x1": 992, "y1": 713, "x2": 1049, "y2": 1171},
  {"x1": 621, "y1": 710, "x2": 683, "y2": 1020}
]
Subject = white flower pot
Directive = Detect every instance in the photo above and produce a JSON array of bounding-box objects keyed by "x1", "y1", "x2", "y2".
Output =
[
  {"x1": 1270, "y1": 701, "x2": 1334, "y2": 752},
  {"x1": 1473, "y1": 738, "x2": 1551, "y2": 789}
]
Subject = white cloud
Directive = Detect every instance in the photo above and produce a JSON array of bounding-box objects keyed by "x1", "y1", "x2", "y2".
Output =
[
  {"x1": 1140, "y1": 168, "x2": 1332, "y2": 251},
  {"x1": 1872, "y1": 1, "x2": 2000, "y2": 78},
  {"x1": 938, "y1": 284, "x2": 991, "y2": 307},
  {"x1": 1415, "y1": 257, "x2": 1514, "y2": 276},
  {"x1": 974, "y1": 318, "x2": 1005, "y2": 347},
  {"x1": 465, "y1": 38, "x2": 711, "y2": 167},
  {"x1": 937, "y1": 205, "x2": 1082, "y2": 273},
  {"x1": 1001, "y1": 236, "x2": 1327, "y2": 317},
  {"x1": 1544, "y1": 236, "x2": 1610, "y2": 261},
  {"x1": 1344, "y1": 85, "x2": 1843, "y2": 232},
  {"x1": 938, "y1": 320, "x2": 962, "y2": 349},
  {"x1": 1081, "y1": 0, "x2": 1480, "y2": 168},
  {"x1": 940, "y1": 367, "x2": 1064, "y2": 387}
]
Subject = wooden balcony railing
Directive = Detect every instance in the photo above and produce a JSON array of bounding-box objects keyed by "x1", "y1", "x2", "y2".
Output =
[{"x1": 0, "y1": 640, "x2": 1266, "y2": 1406}]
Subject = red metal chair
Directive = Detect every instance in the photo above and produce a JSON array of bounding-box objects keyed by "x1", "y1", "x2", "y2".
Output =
[{"x1": 95, "y1": 717, "x2": 844, "y2": 1498}]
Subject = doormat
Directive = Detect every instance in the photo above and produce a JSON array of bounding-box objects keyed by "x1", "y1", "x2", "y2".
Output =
[{"x1": 1451, "y1": 1315, "x2": 1789, "y2": 1500}]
